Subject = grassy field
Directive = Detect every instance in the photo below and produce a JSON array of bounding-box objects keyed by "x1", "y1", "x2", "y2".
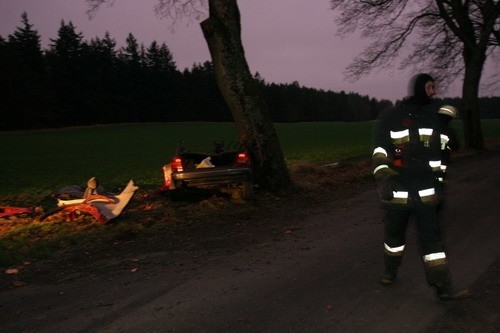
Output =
[{"x1": 0, "y1": 120, "x2": 498, "y2": 197}]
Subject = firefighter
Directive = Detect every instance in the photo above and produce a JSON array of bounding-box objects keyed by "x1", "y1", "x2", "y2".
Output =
[{"x1": 372, "y1": 73, "x2": 470, "y2": 301}]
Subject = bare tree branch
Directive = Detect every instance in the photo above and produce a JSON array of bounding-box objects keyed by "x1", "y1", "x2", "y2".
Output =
[
  {"x1": 85, "y1": 0, "x2": 208, "y2": 24},
  {"x1": 86, "y1": 0, "x2": 115, "y2": 18},
  {"x1": 154, "y1": 0, "x2": 207, "y2": 24}
]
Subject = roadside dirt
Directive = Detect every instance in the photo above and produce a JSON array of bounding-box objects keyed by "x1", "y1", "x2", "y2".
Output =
[{"x1": 1, "y1": 142, "x2": 499, "y2": 332}]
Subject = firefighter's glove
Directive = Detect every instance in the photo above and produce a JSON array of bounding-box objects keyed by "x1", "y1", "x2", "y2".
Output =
[
  {"x1": 373, "y1": 166, "x2": 399, "y2": 202},
  {"x1": 377, "y1": 178, "x2": 393, "y2": 201},
  {"x1": 434, "y1": 178, "x2": 444, "y2": 205}
]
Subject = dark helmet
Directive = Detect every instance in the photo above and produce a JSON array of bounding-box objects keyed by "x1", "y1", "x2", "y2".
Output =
[{"x1": 407, "y1": 73, "x2": 434, "y2": 105}]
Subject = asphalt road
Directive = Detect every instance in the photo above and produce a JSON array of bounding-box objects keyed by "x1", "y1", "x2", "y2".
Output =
[{"x1": 1, "y1": 151, "x2": 499, "y2": 332}]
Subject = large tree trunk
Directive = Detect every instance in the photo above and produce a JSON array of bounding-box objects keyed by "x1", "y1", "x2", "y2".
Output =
[
  {"x1": 200, "y1": 0, "x2": 290, "y2": 191},
  {"x1": 461, "y1": 48, "x2": 485, "y2": 150}
]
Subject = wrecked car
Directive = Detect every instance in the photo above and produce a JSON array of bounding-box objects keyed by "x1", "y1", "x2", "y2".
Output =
[{"x1": 162, "y1": 141, "x2": 254, "y2": 200}]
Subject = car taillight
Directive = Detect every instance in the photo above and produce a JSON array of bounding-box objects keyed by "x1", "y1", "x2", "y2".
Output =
[
  {"x1": 236, "y1": 152, "x2": 251, "y2": 166},
  {"x1": 171, "y1": 157, "x2": 183, "y2": 172},
  {"x1": 162, "y1": 165, "x2": 172, "y2": 189}
]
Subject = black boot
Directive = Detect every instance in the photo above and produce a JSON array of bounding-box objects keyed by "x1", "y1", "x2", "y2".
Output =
[
  {"x1": 380, "y1": 254, "x2": 401, "y2": 286},
  {"x1": 380, "y1": 268, "x2": 397, "y2": 285},
  {"x1": 434, "y1": 273, "x2": 471, "y2": 301},
  {"x1": 436, "y1": 287, "x2": 471, "y2": 301}
]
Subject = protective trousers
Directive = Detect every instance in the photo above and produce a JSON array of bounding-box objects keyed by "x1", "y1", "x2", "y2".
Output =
[{"x1": 383, "y1": 202, "x2": 451, "y2": 287}]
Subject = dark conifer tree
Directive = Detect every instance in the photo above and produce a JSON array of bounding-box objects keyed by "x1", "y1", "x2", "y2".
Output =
[
  {"x1": 83, "y1": 32, "x2": 119, "y2": 123},
  {"x1": 181, "y1": 61, "x2": 230, "y2": 122},
  {"x1": 143, "y1": 41, "x2": 180, "y2": 121},
  {"x1": 46, "y1": 20, "x2": 86, "y2": 125},
  {"x1": 3, "y1": 12, "x2": 48, "y2": 129},
  {"x1": 117, "y1": 33, "x2": 145, "y2": 121}
]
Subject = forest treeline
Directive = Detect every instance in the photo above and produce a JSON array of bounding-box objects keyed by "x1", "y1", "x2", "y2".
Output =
[{"x1": 1, "y1": 13, "x2": 499, "y2": 131}]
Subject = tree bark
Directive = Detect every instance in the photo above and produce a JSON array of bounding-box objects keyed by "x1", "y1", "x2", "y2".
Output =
[
  {"x1": 461, "y1": 70, "x2": 484, "y2": 150},
  {"x1": 461, "y1": 47, "x2": 486, "y2": 150},
  {"x1": 200, "y1": 0, "x2": 290, "y2": 190}
]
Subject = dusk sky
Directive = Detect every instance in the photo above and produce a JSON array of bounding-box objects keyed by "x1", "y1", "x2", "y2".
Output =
[{"x1": 1, "y1": 0, "x2": 497, "y2": 102}]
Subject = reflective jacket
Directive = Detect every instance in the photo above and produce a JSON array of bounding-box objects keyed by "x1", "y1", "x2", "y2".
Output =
[{"x1": 372, "y1": 101, "x2": 443, "y2": 207}]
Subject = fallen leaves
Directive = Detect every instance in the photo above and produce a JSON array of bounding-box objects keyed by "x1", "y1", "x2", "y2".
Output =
[
  {"x1": 5, "y1": 268, "x2": 19, "y2": 275},
  {"x1": 11, "y1": 280, "x2": 27, "y2": 287}
]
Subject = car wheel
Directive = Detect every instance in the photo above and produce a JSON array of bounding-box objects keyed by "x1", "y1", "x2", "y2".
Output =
[{"x1": 169, "y1": 189, "x2": 185, "y2": 202}]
